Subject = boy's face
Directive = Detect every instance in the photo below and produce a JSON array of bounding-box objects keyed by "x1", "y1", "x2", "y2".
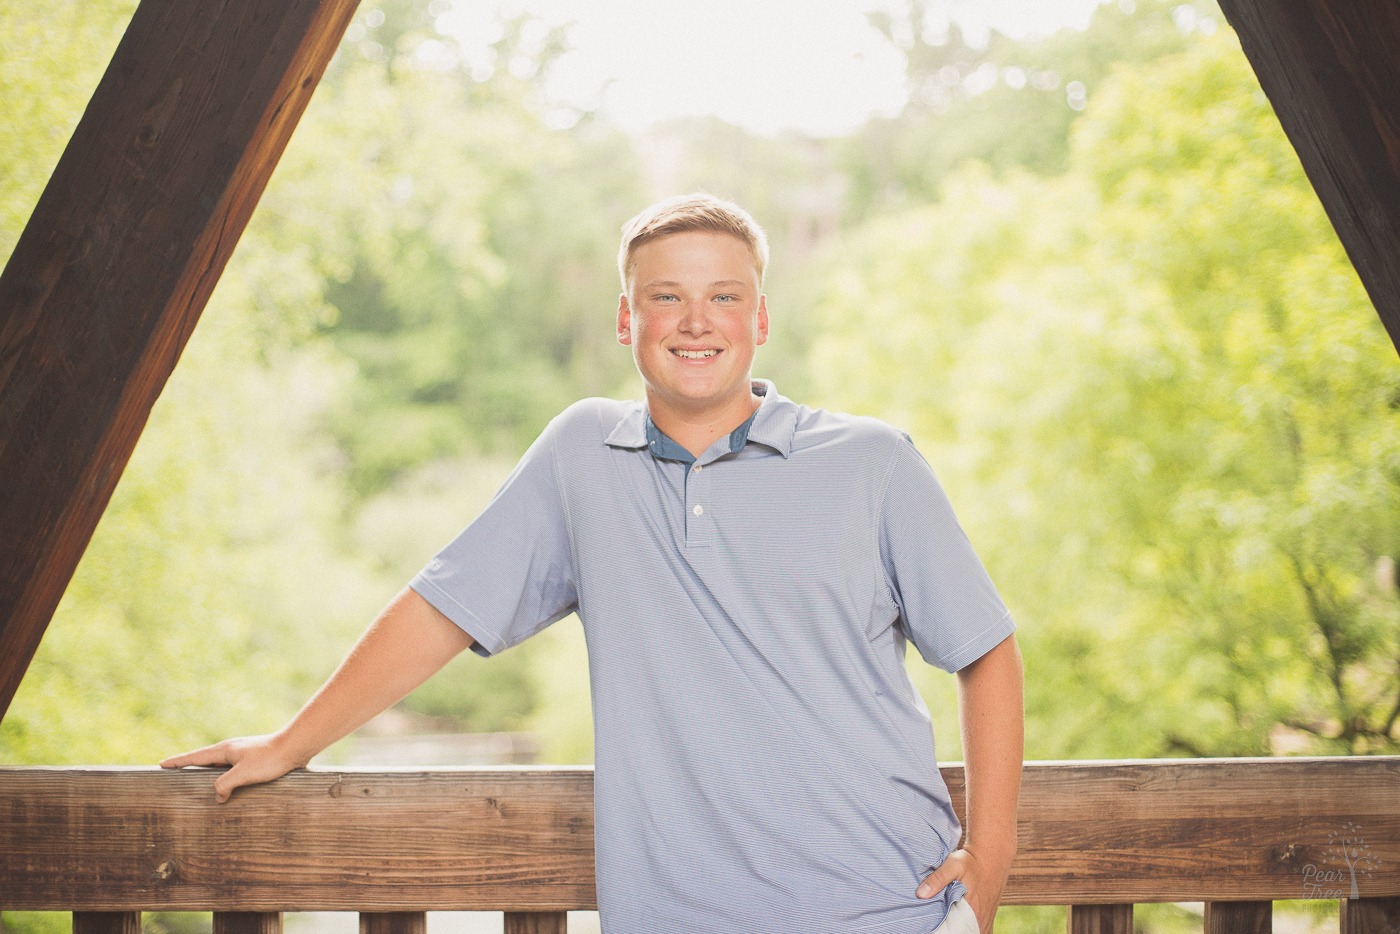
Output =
[{"x1": 617, "y1": 230, "x2": 768, "y2": 427}]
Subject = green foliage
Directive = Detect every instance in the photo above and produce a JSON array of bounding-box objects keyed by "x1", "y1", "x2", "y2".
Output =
[
  {"x1": 526, "y1": 619, "x2": 595, "y2": 764},
  {"x1": 0, "y1": 240, "x2": 386, "y2": 762},
  {"x1": 0, "y1": 914, "x2": 70, "y2": 934},
  {"x1": 841, "y1": 0, "x2": 1222, "y2": 219},
  {"x1": 265, "y1": 12, "x2": 646, "y2": 498},
  {"x1": 4, "y1": 0, "x2": 1394, "y2": 797},
  {"x1": 349, "y1": 454, "x2": 541, "y2": 728},
  {"x1": 0, "y1": 0, "x2": 136, "y2": 260},
  {"x1": 806, "y1": 30, "x2": 1400, "y2": 758}
]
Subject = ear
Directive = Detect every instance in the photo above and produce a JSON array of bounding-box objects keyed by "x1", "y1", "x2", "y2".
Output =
[
  {"x1": 756, "y1": 294, "x2": 770, "y2": 346},
  {"x1": 617, "y1": 293, "x2": 633, "y2": 346}
]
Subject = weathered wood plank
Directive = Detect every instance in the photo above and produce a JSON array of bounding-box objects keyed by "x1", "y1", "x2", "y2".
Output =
[
  {"x1": 1342, "y1": 898, "x2": 1400, "y2": 934},
  {"x1": 1216, "y1": 0, "x2": 1400, "y2": 354},
  {"x1": 0, "y1": 759, "x2": 1396, "y2": 911},
  {"x1": 73, "y1": 913, "x2": 141, "y2": 934},
  {"x1": 1067, "y1": 904, "x2": 1132, "y2": 934},
  {"x1": 214, "y1": 912, "x2": 283, "y2": 934},
  {"x1": 0, "y1": 0, "x2": 361, "y2": 721},
  {"x1": 1205, "y1": 902, "x2": 1271, "y2": 934},
  {"x1": 359, "y1": 913, "x2": 425, "y2": 934},
  {"x1": 0, "y1": 767, "x2": 596, "y2": 911},
  {"x1": 503, "y1": 913, "x2": 568, "y2": 934}
]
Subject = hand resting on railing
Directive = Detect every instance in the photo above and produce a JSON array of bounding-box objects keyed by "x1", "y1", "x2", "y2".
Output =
[{"x1": 160, "y1": 587, "x2": 474, "y2": 803}]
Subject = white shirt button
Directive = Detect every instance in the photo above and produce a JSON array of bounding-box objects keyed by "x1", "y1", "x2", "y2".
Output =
[
  {"x1": 692, "y1": 464, "x2": 702, "y2": 472},
  {"x1": 692, "y1": 504, "x2": 703, "y2": 516}
]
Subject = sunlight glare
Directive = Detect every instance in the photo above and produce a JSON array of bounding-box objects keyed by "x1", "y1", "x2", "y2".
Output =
[{"x1": 440, "y1": 0, "x2": 1110, "y2": 136}]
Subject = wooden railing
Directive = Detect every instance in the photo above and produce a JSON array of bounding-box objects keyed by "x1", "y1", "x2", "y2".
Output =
[{"x1": 2, "y1": 758, "x2": 1398, "y2": 934}]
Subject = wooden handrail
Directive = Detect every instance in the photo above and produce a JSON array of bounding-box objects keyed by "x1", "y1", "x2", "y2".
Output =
[{"x1": 1, "y1": 758, "x2": 1397, "y2": 922}]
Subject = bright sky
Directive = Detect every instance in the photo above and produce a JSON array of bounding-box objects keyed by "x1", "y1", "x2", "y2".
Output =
[{"x1": 436, "y1": 0, "x2": 1109, "y2": 136}]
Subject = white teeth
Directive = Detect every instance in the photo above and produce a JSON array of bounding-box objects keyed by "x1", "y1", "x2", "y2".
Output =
[{"x1": 673, "y1": 349, "x2": 718, "y2": 359}]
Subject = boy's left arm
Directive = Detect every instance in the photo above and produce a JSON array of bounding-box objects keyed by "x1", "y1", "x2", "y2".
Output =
[{"x1": 916, "y1": 633, "x2": 1024, "y2": 934}]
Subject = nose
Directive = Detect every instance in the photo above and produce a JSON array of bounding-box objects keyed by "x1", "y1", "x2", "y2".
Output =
[{"x1": 678, "y1": 300, "x2": 712, "y2": 335}]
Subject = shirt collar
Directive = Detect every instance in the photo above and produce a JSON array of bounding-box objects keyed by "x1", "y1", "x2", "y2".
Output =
[
  {"x1": 745, "y1": 380, "x2": 796, "y2": 458},
  {"x1": 604, "y1": 380, "x2": 796, "y2": 459}
]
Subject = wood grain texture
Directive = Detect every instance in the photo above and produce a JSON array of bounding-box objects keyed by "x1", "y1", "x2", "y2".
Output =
[
  {"x1": 1068, "y1": 904, "x2": 1133, "y2": 934},
  {"x1": 1216, "y1": 0, "x2": 1400, "y2": 354},
  {"x1": 0, "y1": 767, "x2": 596, "y2": 911},
  {"x1": 72, "y1": 914, "x2": 141, "y2": 934},
  {"x1": 1206, "y1": 902, "x2": 1272, "y2": 934},
  {"x1": 0, "y1": 0, "x2": 361, "y2": 721},
  {"x1": 1342, "y1": 898, "x2": 1400, "y2": 934},
  {"x1": 502, "y1": 913, "x2": 568, "y2": 934},
  {"x1": 0, "y1": 759, "x2": 1396, "y2": 911},
  {"x1": 359, "y1": 913, "x2": 425, "y2": 934},
  {"x1": 214, "y1": 913, "x2": 283, "y2": 934}
]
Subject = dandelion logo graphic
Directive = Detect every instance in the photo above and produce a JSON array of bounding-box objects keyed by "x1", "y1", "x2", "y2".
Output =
[{"x1": 1301, "y1": 822, "x2": 1383, "y2": 899}]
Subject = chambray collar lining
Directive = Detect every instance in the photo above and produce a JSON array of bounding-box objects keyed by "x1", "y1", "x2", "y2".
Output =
[{"x1": 604, "y1": 380, "x2": 795, "y2": 458}]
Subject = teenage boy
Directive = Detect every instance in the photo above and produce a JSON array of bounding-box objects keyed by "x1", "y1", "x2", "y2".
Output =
[{"x1": 164, "y1": 193, "x2": 1023, "y2": 934}]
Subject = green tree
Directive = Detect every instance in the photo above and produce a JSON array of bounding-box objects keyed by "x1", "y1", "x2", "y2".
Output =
[
  {"x1": 804, "y1": 30, "x2": 1399, "y2": 758},
  {"x1": 230, "y1": 7, "x2": 651, "y2": 732},
  {"x1": 0, "y1": 0, "x2": 137, "y2": 259},
  {"x1": 841, "y1": 0, "x2": 1222, "y2": 219},
  {"x1": 260, "y1": 11, "x2": 645, "y2": 498},
  {"x1": 0, "y1": 230, "x2": 386, "y2": 764}
]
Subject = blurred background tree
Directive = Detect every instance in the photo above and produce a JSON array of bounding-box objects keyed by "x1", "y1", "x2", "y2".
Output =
[
  {"x1": 2, "y1": 0, "x2": 1395, "y2": 779},
  {"x1": 804, "y1": 28, "x2": 1399, "y2": 758}
]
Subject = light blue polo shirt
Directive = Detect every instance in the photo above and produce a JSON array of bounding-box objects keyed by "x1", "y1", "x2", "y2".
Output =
[{"x1": 411, "y1": 381, "x2": 1014, "y2": 934}]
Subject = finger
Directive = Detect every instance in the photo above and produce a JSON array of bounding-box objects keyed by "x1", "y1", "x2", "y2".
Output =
[
  {"x1": 916, "y1": 862, "x2": 962, "y2": 899},
  {"x1": 211, "y1": 760, "x2": 259, "y2": 804},
  {"x1": 917, "y1": 848, "x2": 970, "y2": 899},
  {"x1": 160, "y1": 744, "x2": 233, "y2": 769},
  {"x1": 211, "y1": 749, "x2": 304, "y2": 805}
]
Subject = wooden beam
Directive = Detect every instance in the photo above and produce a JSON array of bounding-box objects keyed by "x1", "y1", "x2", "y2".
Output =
[
  {"x1": 1205, "y1": 902, "x2": 1272, "y2": 934},
  {"x1": 73, "y1": 914, "x2": 141, "y2": 934},
  {"x1": 1, "y1": 759, "x2": 1396, "y2": 911},
  {"x1": 214, "y1": 914, "x2": 282, "y2": 934},
  {"x1": 503, "y1": 913, "x2": 568, "y2": 934},
  {"x1": 1067, "y1": 905, "x2": 1133, "y2": 934},
  {"x1": 359, "y1": 913, "x2": 425, "y2": 934},
  {"x1": 1216, "y1": 0, "x2": 1400, "y2": 355},
  {"x1": 0, "y1": 767, "x2": 598, "y2": 912},
  {"x1": 0, "y1": 0, "x2": 361, "y2": 720},
  {"x1": 1342, "y1": 898, "x2": 1400, "y2": 934}
]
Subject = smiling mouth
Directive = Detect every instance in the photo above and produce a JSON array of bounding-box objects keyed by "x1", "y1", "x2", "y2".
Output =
[{"x1": 672, "y1": 349, "x2": 719, "y2": 359}]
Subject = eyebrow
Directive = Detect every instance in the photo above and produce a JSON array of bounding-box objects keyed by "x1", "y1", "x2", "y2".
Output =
[{"x1": 640, "y1": 279, "x2": 750, "y2": 290}]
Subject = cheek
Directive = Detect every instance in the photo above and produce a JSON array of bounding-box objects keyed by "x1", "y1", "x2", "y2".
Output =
[{"x1": 635, "y1": 314, "x2": 672, "y2": 343}]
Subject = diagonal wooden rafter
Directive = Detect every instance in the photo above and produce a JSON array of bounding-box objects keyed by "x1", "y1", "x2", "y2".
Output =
[
  {"x1": 2, "y1": 0, "x2": 1400, "y2": 723},
  {"x1": 1217, "y1": 0, "x2": 1400, "y2": 354},
  {"x1": 0, "y1": 0, "x2": 361, "y2": 720}
]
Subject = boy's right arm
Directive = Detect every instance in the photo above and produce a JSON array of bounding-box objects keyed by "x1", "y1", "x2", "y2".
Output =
[{"x1": 160, "y1": 586, "x2": 474, "y2": 803}]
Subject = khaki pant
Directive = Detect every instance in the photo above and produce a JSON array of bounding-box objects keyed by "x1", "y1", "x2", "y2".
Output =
[{"x1": 928, "y1": 898, "x2": 981, "y2": 934}]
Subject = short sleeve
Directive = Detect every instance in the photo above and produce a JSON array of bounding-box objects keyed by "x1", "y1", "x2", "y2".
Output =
[
  {"x1": 409, "y1": 419, "x2": 577, "y2": 657},
  {"x1": 879, "y1": 434, "x2": 1014, "y2": 671}
]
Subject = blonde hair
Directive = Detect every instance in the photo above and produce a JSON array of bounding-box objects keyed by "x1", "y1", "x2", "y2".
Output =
[{"x1": 618, "y1": 193, "x2": 769, "y2": 292}]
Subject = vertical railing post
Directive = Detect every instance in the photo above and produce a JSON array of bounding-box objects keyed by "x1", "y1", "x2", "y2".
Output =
[
  {"x1": 1068, "y1": 904, "x2": 1133, "y2": 934},
  {"x1": 214, "y1": 913, "x2": 283, "y2": 934},
  {"x1": 1340, "y1": 897, "x2": 1400, "y2": 934},
  {"x1": 359, "y1": 913, "x2": 426, "y2": 934},
  {"x1": 1205, "y1": 901, "x2": 1272, "y2": 934},
  {"x1": 503, "y1": 912, "x2": 568, "y2": 934},
  {"x1": 73, "y1": 915, "x2": 141, "y2": 934}
]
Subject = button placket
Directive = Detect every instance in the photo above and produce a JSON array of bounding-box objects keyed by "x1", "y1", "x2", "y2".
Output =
[{"x1": 684, "y1": 456, "x2": 714, "y2": 547}]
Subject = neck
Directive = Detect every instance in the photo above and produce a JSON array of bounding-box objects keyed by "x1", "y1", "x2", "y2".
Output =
[{"x1": 648, "y1": 389, "x2": 761, "y2": 459}]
